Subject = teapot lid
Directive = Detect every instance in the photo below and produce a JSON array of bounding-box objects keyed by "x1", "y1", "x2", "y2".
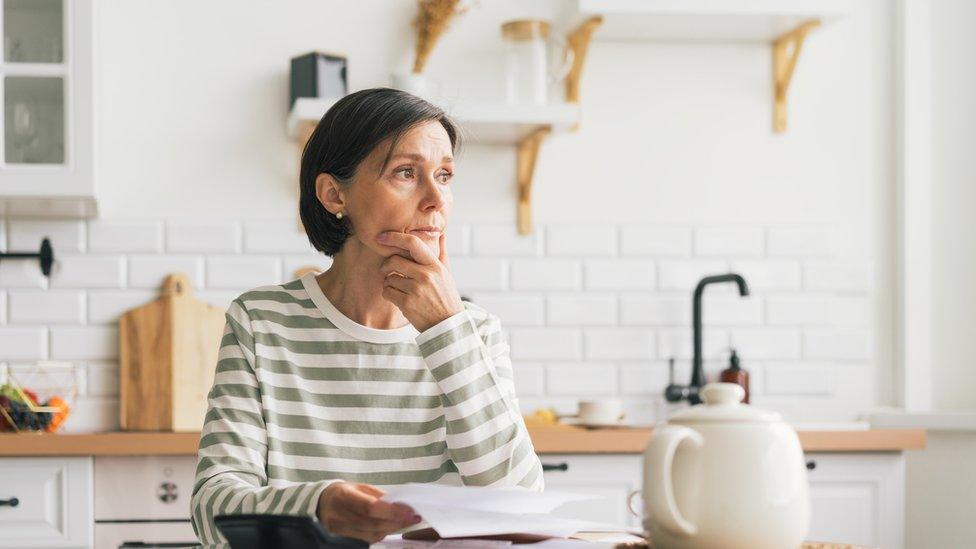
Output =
[{"x1": 670, "y1": 383, "x2": 781, "y2": 423}]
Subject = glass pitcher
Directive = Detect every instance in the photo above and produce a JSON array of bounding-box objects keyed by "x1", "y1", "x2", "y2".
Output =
[{"x1": 501, "y1": 20, "x2": 574, "y2": 105}]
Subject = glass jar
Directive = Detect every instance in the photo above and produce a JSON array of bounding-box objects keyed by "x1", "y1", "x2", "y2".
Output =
[{"x1": 501, "y1": 20, "x2": 573, "y2": 105}]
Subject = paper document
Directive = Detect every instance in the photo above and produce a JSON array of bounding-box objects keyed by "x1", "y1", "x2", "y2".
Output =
[{"x1": 380, "y1": 483, "x2": 640, "y2": 539}]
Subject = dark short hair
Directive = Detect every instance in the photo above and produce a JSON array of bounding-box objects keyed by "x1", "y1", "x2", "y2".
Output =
[{"x1": 299, "y1": 87, "x2": 461, "y2": 256}]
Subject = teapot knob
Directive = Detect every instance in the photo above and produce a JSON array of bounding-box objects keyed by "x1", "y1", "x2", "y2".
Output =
[{"x1": 700, "y1": 382, "x2": 745, "y2": 405}]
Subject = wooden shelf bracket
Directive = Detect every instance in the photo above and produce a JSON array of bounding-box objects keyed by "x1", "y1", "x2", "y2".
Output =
[
  {"x1": 772, "y1": 19, "x2": 821, "y2": 133},
  {"x1": 517, "y1": 126, "x2": 552, "y2": 235},
  {"x1": 565, "y1": 16, "x2": 604, "y2": 108}
]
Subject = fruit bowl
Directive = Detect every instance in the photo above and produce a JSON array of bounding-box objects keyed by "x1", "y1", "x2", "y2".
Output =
[{"x1": 0, "y1": 362, "x2": 76, "y2": 433}]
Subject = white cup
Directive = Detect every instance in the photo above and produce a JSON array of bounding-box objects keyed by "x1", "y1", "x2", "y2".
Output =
[{"x1": 576, "y1": 399, "x2": 624, "y2": 424}]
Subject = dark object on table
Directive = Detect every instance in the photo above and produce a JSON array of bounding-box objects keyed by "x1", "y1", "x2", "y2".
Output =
[
  {"x1": 404, "y1": 526, "x2": 552, "y2": 544},
  {"x1": 214, "y1": 514, "x2": 367, "y2": 549},
  {"x1": 290, "y1": 52, "x2": 348, "y2": 109},
  {"x1": 665, "y1": 273, "x2": 750, "y2": 405},
  {"x1": 0, "y1": 237, "x2": 54, "y2": 276}
]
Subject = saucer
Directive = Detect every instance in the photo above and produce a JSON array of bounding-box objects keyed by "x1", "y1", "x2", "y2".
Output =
[{"x1": 560, "y1": 417, "x2": 643, "y2": 429}]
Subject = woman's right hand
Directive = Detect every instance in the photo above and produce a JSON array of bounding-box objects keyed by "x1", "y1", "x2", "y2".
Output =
[{"x1": 317, "y1": 481, "x2": 422, "y2": 543}]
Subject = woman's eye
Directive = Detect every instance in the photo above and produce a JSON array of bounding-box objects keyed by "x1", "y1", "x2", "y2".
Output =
[
  {"x1": 438, "y1": 171, "x2": 453, "y2": 183},
  {"x1": 395, "y1": 167, "x2": 414, "y2": 179}
]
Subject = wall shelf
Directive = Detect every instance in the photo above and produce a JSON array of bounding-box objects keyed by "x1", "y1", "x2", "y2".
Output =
[
  {"x1": 573, "y1": 0, "x2": 848, "y2": 42},
  {"x1": 566, "y1": 0, "x2": 850, "y2": 132},
  {"x1": 287, "y1": 98, "x2": 580, "y2": 145}
]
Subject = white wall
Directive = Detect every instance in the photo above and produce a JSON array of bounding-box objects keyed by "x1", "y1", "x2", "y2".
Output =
[
  {"x1": 0, "y1": 1, "x2": 899, "y2": 427},
  {"x1": 931, "y1": 0, "x2": 976, "y2": 410}
]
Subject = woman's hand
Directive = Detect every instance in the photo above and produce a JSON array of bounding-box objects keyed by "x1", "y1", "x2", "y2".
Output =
[
  {"x1": 317, "y1": 481, "x2": 422, "y2": 544},
  {"x1": 377, "y1": 231, "x2": 464, "y2": 332}
]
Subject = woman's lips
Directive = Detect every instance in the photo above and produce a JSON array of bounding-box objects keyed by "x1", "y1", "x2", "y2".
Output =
[{"x1": 409, "y1": 229, "x2": 441, "y2": 239}]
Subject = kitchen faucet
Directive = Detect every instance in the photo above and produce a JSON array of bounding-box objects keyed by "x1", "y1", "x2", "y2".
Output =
[{"x1": 665, "y1": 273, "x2": 751, "y2": 405}]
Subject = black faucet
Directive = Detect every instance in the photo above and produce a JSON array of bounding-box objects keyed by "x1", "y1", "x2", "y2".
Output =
[{"x1": 665, "y1": 273, "x2": 750, "y2": 405}]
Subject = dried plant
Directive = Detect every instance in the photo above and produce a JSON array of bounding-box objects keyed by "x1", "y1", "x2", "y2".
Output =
[{"x1": 412, "y1": 0, "x2": 468, "y2": 74}]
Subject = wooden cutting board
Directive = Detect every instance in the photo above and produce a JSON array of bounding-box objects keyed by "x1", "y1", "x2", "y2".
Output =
[{"x1": 119, "y1": 272, "x2": 226, "y2": 431}]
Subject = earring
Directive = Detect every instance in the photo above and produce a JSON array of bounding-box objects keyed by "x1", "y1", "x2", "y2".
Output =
[{"x1": 336, "y1": 211, "x2": 344, "y2": 219}]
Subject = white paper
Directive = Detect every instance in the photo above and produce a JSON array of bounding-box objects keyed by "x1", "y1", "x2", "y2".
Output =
[{"x1": 380, "y1": 483, "x2": 638, "y2": 539}]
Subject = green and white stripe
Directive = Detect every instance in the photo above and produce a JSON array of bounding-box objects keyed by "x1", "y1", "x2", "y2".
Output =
[{"x1": 190, "y1": 272, "x2": 544, "y2": 544}]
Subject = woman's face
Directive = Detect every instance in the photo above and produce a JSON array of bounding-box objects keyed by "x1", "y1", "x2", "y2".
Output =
[{"x1": 326, "y1": 120, "x2": 455, "y2": 259}]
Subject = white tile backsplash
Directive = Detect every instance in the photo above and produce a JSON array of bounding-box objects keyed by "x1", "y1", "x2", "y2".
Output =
[
  {"x1": 50, "y1": 255, "x2": 125, "y2": 289},
  {"x1": 545, "y1": 225, "x2": 616, "y2": 256},
  {"x1": 619, "y1": 295, "x2": 689, "y2": 326},
  {"x1": 0, "y1": 327, "x2": 47, "y2": 360},
  {"x1": 547, "y1": 294, "x2": 616, "y2": 326},
  {"x1": 87, "y1": 290, "x2": 157, "y2": 324},
  {"x1": 450, "y1": 258, "x2": 508, "y2": 291},
  {"x1": 128, "y1": 255, "x2": 205, "y2": 289},
  {"x1": 469, "y1": 293, "x2": 545, "y2": 326},
  {"x1": 471, "y1": 225, "x2": 542, "y2": 256},
  {"x1": 584, "y1": 328, "x2": 655, "y2": 360},
  {"x1": 243, "y1": 221, "x2": 314, "y2": 253},
  {"x1": 620, "y1": 226, "x2": 691, "y2": 257},
  {"x1": 767, "y1": 226, "x2": 836, "y2": 257},
  {"x1": 0, "y1": 218, "x2": 873, "y2": 429},
  {"x1": 584, "y1": 259, "x2": 656, "y2": 290},
  {"x1": 546, "y1": 363, "x2": 618, "y2": 396},
  {"x1": 87, "y1": 220, "x2": 163, "y2": 253},
  {"x1": 166, "y1": 220, "x2": 241, "y2": 253},
  {"x1": 694, "y1": 227, "x2": 764, "y2": 257},
  {"x1": 50, "y1": 326, "x2": 119, "y2": 360},
  {"x1": 205, "y1": 256, "x2": 281, "y2": 289},
  {"x1": 509, "y1": 328, "x2": 583, "y2": 360},
  {"x1": 8, "y1": 219, "x2": 85, "y2": 253},
  {"x1": 8, "y1": 291, "x2": 85, "y2": 324},
  {"x1": 657, "y1": 260, "x2": 729, "y2": 290},
  {"x1": 511, "y1": 259, "x2": 580, "y2": 291}
]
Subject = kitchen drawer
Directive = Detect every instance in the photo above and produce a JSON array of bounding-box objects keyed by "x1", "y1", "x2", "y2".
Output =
[
  {"x1": 94, "y1": 521, "x2": 197, "y2": 549},
  {"x1": 539, "y1": 454, "x2": 642, "y2": 527},
  {"x1": 94, "y1": 456, "x2": 196, "y2": 521},
  {"x1": 0, "y1": 457, "x2": 93, "y2": 548}
]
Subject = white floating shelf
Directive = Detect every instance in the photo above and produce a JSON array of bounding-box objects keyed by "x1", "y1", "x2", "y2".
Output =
[
  {"x1": 575, "y1": 0, "x2": 849, "y2": 42},
  {"x1": 286, "y1": 97, "x2": 580, "y2": 146}
]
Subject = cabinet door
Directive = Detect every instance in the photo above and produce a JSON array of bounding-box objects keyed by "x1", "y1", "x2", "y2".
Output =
[
  {"x1": 0, "y1": 456, "x2": 92, "y2": 548},
  {"x1": 0, "y1": 0, "x2": 93, "y2": 199},
  {"x1": 94, "y1": 456, "x2": 197, "y2": 521},
  {"x1": 539, "y1": 454, "x2": 642, "y2": 527},
  {"x1": 805, "y1": 453, "x2": 905, "y2": 549}
]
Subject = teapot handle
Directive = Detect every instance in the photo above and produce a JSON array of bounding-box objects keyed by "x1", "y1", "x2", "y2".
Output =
[{"x1": 645, "y1": 425, "x2": 703, "y2": 538}]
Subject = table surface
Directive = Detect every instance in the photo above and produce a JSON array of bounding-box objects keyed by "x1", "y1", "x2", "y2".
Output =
[{"x1": 0, "y1": 425, "x2": 926, "y2": 456}]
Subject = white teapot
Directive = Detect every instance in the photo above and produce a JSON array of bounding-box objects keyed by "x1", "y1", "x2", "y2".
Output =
[{"x1": 640, "y1": 383, "x2": 809, "y2": 548}]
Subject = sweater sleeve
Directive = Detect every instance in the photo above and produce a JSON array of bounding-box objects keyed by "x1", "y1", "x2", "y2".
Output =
[
  {"x1": 415, "y1": 307, "x2": 545, "y2": 491},
  {"x1": 190, "y1": 299, "x2": 340, "y2": 545}
]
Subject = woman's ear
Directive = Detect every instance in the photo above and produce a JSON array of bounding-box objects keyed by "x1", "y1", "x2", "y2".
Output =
[{"x1": 315, "y1": 173, "x2": 346, "y2": 215}]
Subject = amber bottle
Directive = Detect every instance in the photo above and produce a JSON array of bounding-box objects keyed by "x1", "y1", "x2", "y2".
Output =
[{"x1": 719, "y1": 349, "x2": 750, "y2": 404}]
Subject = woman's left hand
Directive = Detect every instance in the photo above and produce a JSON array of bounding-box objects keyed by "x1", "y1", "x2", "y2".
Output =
[{"x1": 377, "y1": 231, "x2": 464, "y2": 332}]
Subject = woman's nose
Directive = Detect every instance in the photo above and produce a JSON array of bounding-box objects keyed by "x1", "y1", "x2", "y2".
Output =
[{"x1": 421, "y1": 176, "x2": 448, "y2": 211}]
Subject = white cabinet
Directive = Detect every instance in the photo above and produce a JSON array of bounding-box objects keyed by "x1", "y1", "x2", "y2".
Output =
[
  {"x1": 806, "y1": 452, "x2": 905, "y2": 549},
  {"x1": 0, "y1": 457, "x2": 92, "y2": 548},
  {"x1": 541, "y1": 452, "x2": 905, "y2": 548},
  {"x1": 540, "y1": 454, "x2": 643, "y2": 527},
  {"x1": 93, "y1": 456, "x2": 199, "y2": 548},
  {"x1": 0, "y1": 0, "x2": 96, "y2": 218}
]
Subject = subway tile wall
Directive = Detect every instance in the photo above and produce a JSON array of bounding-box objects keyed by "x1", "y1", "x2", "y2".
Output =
[{"x1": 0, "y1": 219, "x2": 874, "y2": 431}]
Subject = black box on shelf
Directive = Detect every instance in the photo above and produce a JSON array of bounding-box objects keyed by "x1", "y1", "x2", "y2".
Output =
[{"x1": 289, "y1": 51, "x2": 348, "y2": 109}]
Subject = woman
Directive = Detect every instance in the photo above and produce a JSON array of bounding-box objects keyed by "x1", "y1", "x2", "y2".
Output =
[{"x1": 190, "y1": 88, "x2": 544, "y2": 545}]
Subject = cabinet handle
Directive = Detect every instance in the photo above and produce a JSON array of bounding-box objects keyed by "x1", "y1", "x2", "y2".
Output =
[
  {"x1": 542, "y1": 462, "x2": 569, "y2": 472},
  {"x1": 157, "y1": 481, "x2": 178, "y2": 503},
  {"x1": 0, "y1": 497, "x2": 19, "y2": 507},
  {"x1": 806, "y1": 460, "x2": 817, "y2": 471}
]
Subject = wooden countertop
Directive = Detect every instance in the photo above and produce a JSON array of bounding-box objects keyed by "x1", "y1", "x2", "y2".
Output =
[{"x1": 0, "y1": 425, "x2": 926, "y2": 457}]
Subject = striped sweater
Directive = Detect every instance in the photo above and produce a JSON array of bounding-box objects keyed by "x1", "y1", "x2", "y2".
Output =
[{"x1": 190, "y1": 272, "x2": 544, "y2": 544}]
